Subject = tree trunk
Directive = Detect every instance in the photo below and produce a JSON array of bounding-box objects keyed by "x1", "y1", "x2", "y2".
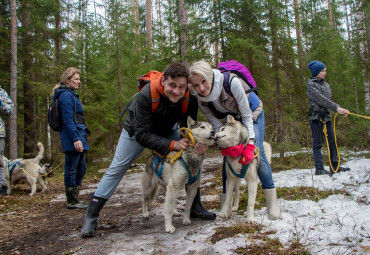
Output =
[
  {"x1": 217, "y1": 0, "x2": 225, "y2": 59},
  {"x1": 133, "y1": 0, "x2": 140, "y2": 51},
  {"x1": 22, "y1": 0, "x2": 36, "y2": 156},
  {"x1": 178, "y1": 0, "x2": 188, "y2": 65},
  {"x1": 146, "y1": 0, "x2": 152, "y2": 54},
  {"x1": 293, "y1": 0, "x2": 303, "y2": 68},
  {"x1": 55, "y1": 0, "x2": 61, "y2": 81},
  {"x1": 9, "y1": 0, "x2": 18, "y2": 159},
  {"x1": 157, "y1": 0, "x2": 163, "y2": 59},
  {"x1": 114, "y1": 1, "x2": 123, "y2": 128},
  {"x1": 169, "y1": 0, "x2": 173, "y2": 49},
  {"x1": 269, "y1": 1, "x2": 283, "y2": 157},
  {"x1": 327, "y1": 0, "x2": 334, "y2": 29},
  {"x1": 213, "y1": 0, "x2": 219, "y2": 65}
]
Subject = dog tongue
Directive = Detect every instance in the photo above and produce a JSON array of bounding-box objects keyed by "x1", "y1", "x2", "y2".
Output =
[{"x1": 221, "y1": 144, "x2": 244, "y2": 158}]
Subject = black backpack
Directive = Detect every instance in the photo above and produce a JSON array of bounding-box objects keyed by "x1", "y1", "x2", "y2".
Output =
[{"x1": 48, "y1": 90, "x2": 76, "y2": 132}]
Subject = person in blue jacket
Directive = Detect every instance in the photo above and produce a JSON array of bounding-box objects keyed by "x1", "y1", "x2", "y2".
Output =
[{"x1": 52, "y1": 67, "x2": 90, "y2": 209}]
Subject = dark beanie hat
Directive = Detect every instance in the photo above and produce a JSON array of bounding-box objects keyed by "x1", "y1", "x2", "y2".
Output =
[{"x1": 308, "y1": 60, "x2": 326, "y2": 77}]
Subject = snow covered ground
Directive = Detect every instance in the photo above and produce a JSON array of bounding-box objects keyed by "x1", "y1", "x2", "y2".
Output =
[{"x1": 77, "y1": 154, "x2": 369, "y2": 255}]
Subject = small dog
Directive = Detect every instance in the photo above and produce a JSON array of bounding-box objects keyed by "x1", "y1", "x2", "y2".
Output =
[
  {"x1": 4, "y1": 142, "x2": 49, "y2": 196},
  {"x1": 215, "y1": 115, "x2": 272, "y2": 222},
  {"x1": 141, "y1": 116, "x2": 215, "y2": 233}
]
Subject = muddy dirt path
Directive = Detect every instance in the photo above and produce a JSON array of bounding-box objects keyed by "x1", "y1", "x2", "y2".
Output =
[{"x1": 1, "y1": 156, "x2": 233, "y2": 255}]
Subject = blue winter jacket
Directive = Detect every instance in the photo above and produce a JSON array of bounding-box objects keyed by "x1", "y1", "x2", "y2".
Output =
[{"x1": 53, "y1": 87, "x2": 90, "y2": 153}]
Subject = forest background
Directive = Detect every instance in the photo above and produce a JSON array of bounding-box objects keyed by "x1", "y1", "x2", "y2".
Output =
[{"x1": 0, "y1": 0, "x2": 369, "y2": 165}]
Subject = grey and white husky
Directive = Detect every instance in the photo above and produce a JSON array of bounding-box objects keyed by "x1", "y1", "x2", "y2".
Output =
[
  {"x1": 141, "y1": 116, "x2": 215, "y2": 233},
  {"x1": 215, "y1": 115, "x2": 272, "y2": 222}
]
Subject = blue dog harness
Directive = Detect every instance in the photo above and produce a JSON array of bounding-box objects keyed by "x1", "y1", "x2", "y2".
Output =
[
  {"x1": 7, "y1": 160, "x2": 22, "y2": 180},
  {"x1": 153, "y1": 156, "x2": 200, "y2": 184},
  {"x1": 226, "y1": 160, "x2": 249, "y2": 178}
]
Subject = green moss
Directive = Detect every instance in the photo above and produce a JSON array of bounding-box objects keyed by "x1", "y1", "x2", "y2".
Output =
[
  {"x1": 211, "y1": 223, "x2": 263, "y2": 244},
  {"x1": 234, "y1": 238, "x2": 311, "y2": 254}
]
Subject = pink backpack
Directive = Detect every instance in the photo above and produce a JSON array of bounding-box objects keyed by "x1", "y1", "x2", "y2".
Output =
[{"x1": 217, "y1": 60, "x2": 257, "y2": 95}]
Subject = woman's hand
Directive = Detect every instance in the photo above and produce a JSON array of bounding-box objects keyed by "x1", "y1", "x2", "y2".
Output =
[
  {"x1": 337, "y1": 107, "x2": 349, "y2": 115},
  {"x1": 74, "y1": 140, "x2": 83, "y2": 152},
  {"x1": 173, "y1": 138, "x2": 189, "y2": 151},
  {"x1": 194, "y1": 143, "x2": 208, "y2": 155}
]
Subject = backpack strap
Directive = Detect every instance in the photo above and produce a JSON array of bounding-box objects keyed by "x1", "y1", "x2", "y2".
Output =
[
  {"x1": 59, "y1": 88, "x2": 78, "y2": 123},
  {"x1": 223, "y1": 72, "x2": 256, "y2": 96},
  {"x1": 150, "y1": 74, "x2": 162, "y2": 112}
]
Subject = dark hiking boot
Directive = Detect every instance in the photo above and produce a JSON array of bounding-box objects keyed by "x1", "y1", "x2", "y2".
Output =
[
  {"x1": 330, "y1": 166, "x2": 351, "y2": 176},
  {"x1": 190, "y1": 188, "x2": 216, "y2": 220},
  {"x1": 81, "y1": 195, "x2": 107, "y2": 238},
  {"x1": 315, "y1": 168, "x2": 330, "y2": 175}
]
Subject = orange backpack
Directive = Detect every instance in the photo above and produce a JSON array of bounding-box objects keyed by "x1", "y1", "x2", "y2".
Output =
[{"x1": 120, "y1": 70, "x2": 189, "y2": 117}]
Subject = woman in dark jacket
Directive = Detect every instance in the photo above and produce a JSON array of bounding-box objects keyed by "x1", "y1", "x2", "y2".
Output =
[{"x1": 52, "y1": 67, "x2": 90, "y2": 209}]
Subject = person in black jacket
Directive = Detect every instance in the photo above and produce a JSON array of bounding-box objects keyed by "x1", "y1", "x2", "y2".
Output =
[
  {"x1": 306, "y1": 60, "x2": 350, "y2": 176},
  {"x1": 81, "y1": 62, "x2": 216, "y2": 238}
]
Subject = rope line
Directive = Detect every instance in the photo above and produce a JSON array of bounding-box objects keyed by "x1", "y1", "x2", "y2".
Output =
[
  {"x1": 154, "y1": 127, "x2": 195, "y2": 164},
  {"x1": 324, "y1": 111, "x2": 369, "y2": 173},
  {"x1": 21, "y1": 160, "x2": 65, "y2": 178}
]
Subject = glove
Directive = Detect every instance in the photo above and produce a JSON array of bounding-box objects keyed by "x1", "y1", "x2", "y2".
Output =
[
  {"x1": 239, "y1": 144, "x2": 256, "y2": 165},
  {"x1": 221, "y1": 144, "x2": 244, "y2": 158}
]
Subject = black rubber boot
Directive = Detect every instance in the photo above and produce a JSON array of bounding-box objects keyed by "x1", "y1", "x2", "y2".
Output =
[
  {"x1": 315, "y1": 168, "x2": 330, "y2": 175},
  {"x1": 190, "y1": 188, "x2": 216, "y2": 220},
  {"x1": 81, "y1": 195, "x2": 107, "y2": 238},
  {"x1": 65, "y1": 187, "x2": 87, "y2": 209},
  {"x1": 0, "y1": 185, "x2": 8, "y2": 197}
]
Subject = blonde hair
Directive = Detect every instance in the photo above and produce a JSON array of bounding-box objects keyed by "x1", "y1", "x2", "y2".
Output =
[
  {"x1": 52, "y1": 67, "x2": 81, "y2": 95},
  {"x1": 189, "y1": 60, "x2": 213, "y2": 84}
]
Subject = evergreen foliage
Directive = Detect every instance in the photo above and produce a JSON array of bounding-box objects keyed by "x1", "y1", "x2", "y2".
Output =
[{"x1": 0, "y1": 0, "x2": 368, "y2": 161}]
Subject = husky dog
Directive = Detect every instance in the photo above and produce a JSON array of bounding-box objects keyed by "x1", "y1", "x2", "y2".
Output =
[
  {"x1": 215, "y1": 115, "x2": 272, "y2": 222},
  {"x1": 4, "y1": 142, "x2": 50, "y2": 196},
  {"x1": 141, "y1": 116, "x2": 215, "y2": 233}
]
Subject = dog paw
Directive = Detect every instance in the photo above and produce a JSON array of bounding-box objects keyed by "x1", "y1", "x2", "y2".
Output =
[
  {"x1": 166, "y1": 225, "x2": 176, "y2": 233},
  {"x1": 173, "y1": 209, "x2": 181, "y2": 216},
  {"x1": 143, "y1": 212, "x2": 150, "y2": 218},
  {"x1": 232, "y1": 206, "x2": 239, "y2": 212},
  {"x1": 182, "y1": 218, "x2": 191, "y2": 226},
  {"x1": 218, "y1": 210, "x2": 230, "y2": 220},
  {"x1": 246, "y1": 216, "x2": 255, "y2": 223}
]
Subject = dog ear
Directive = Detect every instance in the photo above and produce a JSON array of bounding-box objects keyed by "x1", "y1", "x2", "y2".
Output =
[
  {"x1": 226, "y1": 115, "x2": 236, "y2": 124},
  {"x1": 187, "y1": 116, "x2": 196, "y2": 128}
]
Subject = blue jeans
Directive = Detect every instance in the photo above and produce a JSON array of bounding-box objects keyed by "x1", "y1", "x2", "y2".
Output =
[
  {"x1": 222, "y1": 110, "x2": 275, "y2": 191},
  {"x1": 310, "y1": 120, "x2": 338, "y2": 170},
  {"x1": 64, "y1": 151, "x2": 87, "y2": 188},
  {"x1": 95, "y1": 125, "x2": 181, "y2": 199}
]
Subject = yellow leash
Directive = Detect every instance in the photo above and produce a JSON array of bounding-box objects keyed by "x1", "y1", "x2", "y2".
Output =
[
  {"x1": 21, "y1": 160, "x2": 65, "y2": 178},
  {"x1": 324, "y1": 112, "x2": 369, "y2": 173},
  {"x1": 154, "y1": 127, "x2": 195, "y2": 164},
  {"x1": 348, "y1": 112, "x2": 370, "y2": 120}
]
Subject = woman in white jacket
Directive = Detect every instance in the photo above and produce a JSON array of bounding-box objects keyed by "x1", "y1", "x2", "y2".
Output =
[{"x1": 189, "y1": 60, "x2": 281, "y2": 220}]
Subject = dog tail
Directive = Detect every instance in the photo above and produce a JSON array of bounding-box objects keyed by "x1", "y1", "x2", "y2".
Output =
[
  {"x1": 34, "y1": 142, "x2": 45, "y2": 163},
  {"x1": 263, "y1": 141, "x2": 272, "y2": 164}
]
